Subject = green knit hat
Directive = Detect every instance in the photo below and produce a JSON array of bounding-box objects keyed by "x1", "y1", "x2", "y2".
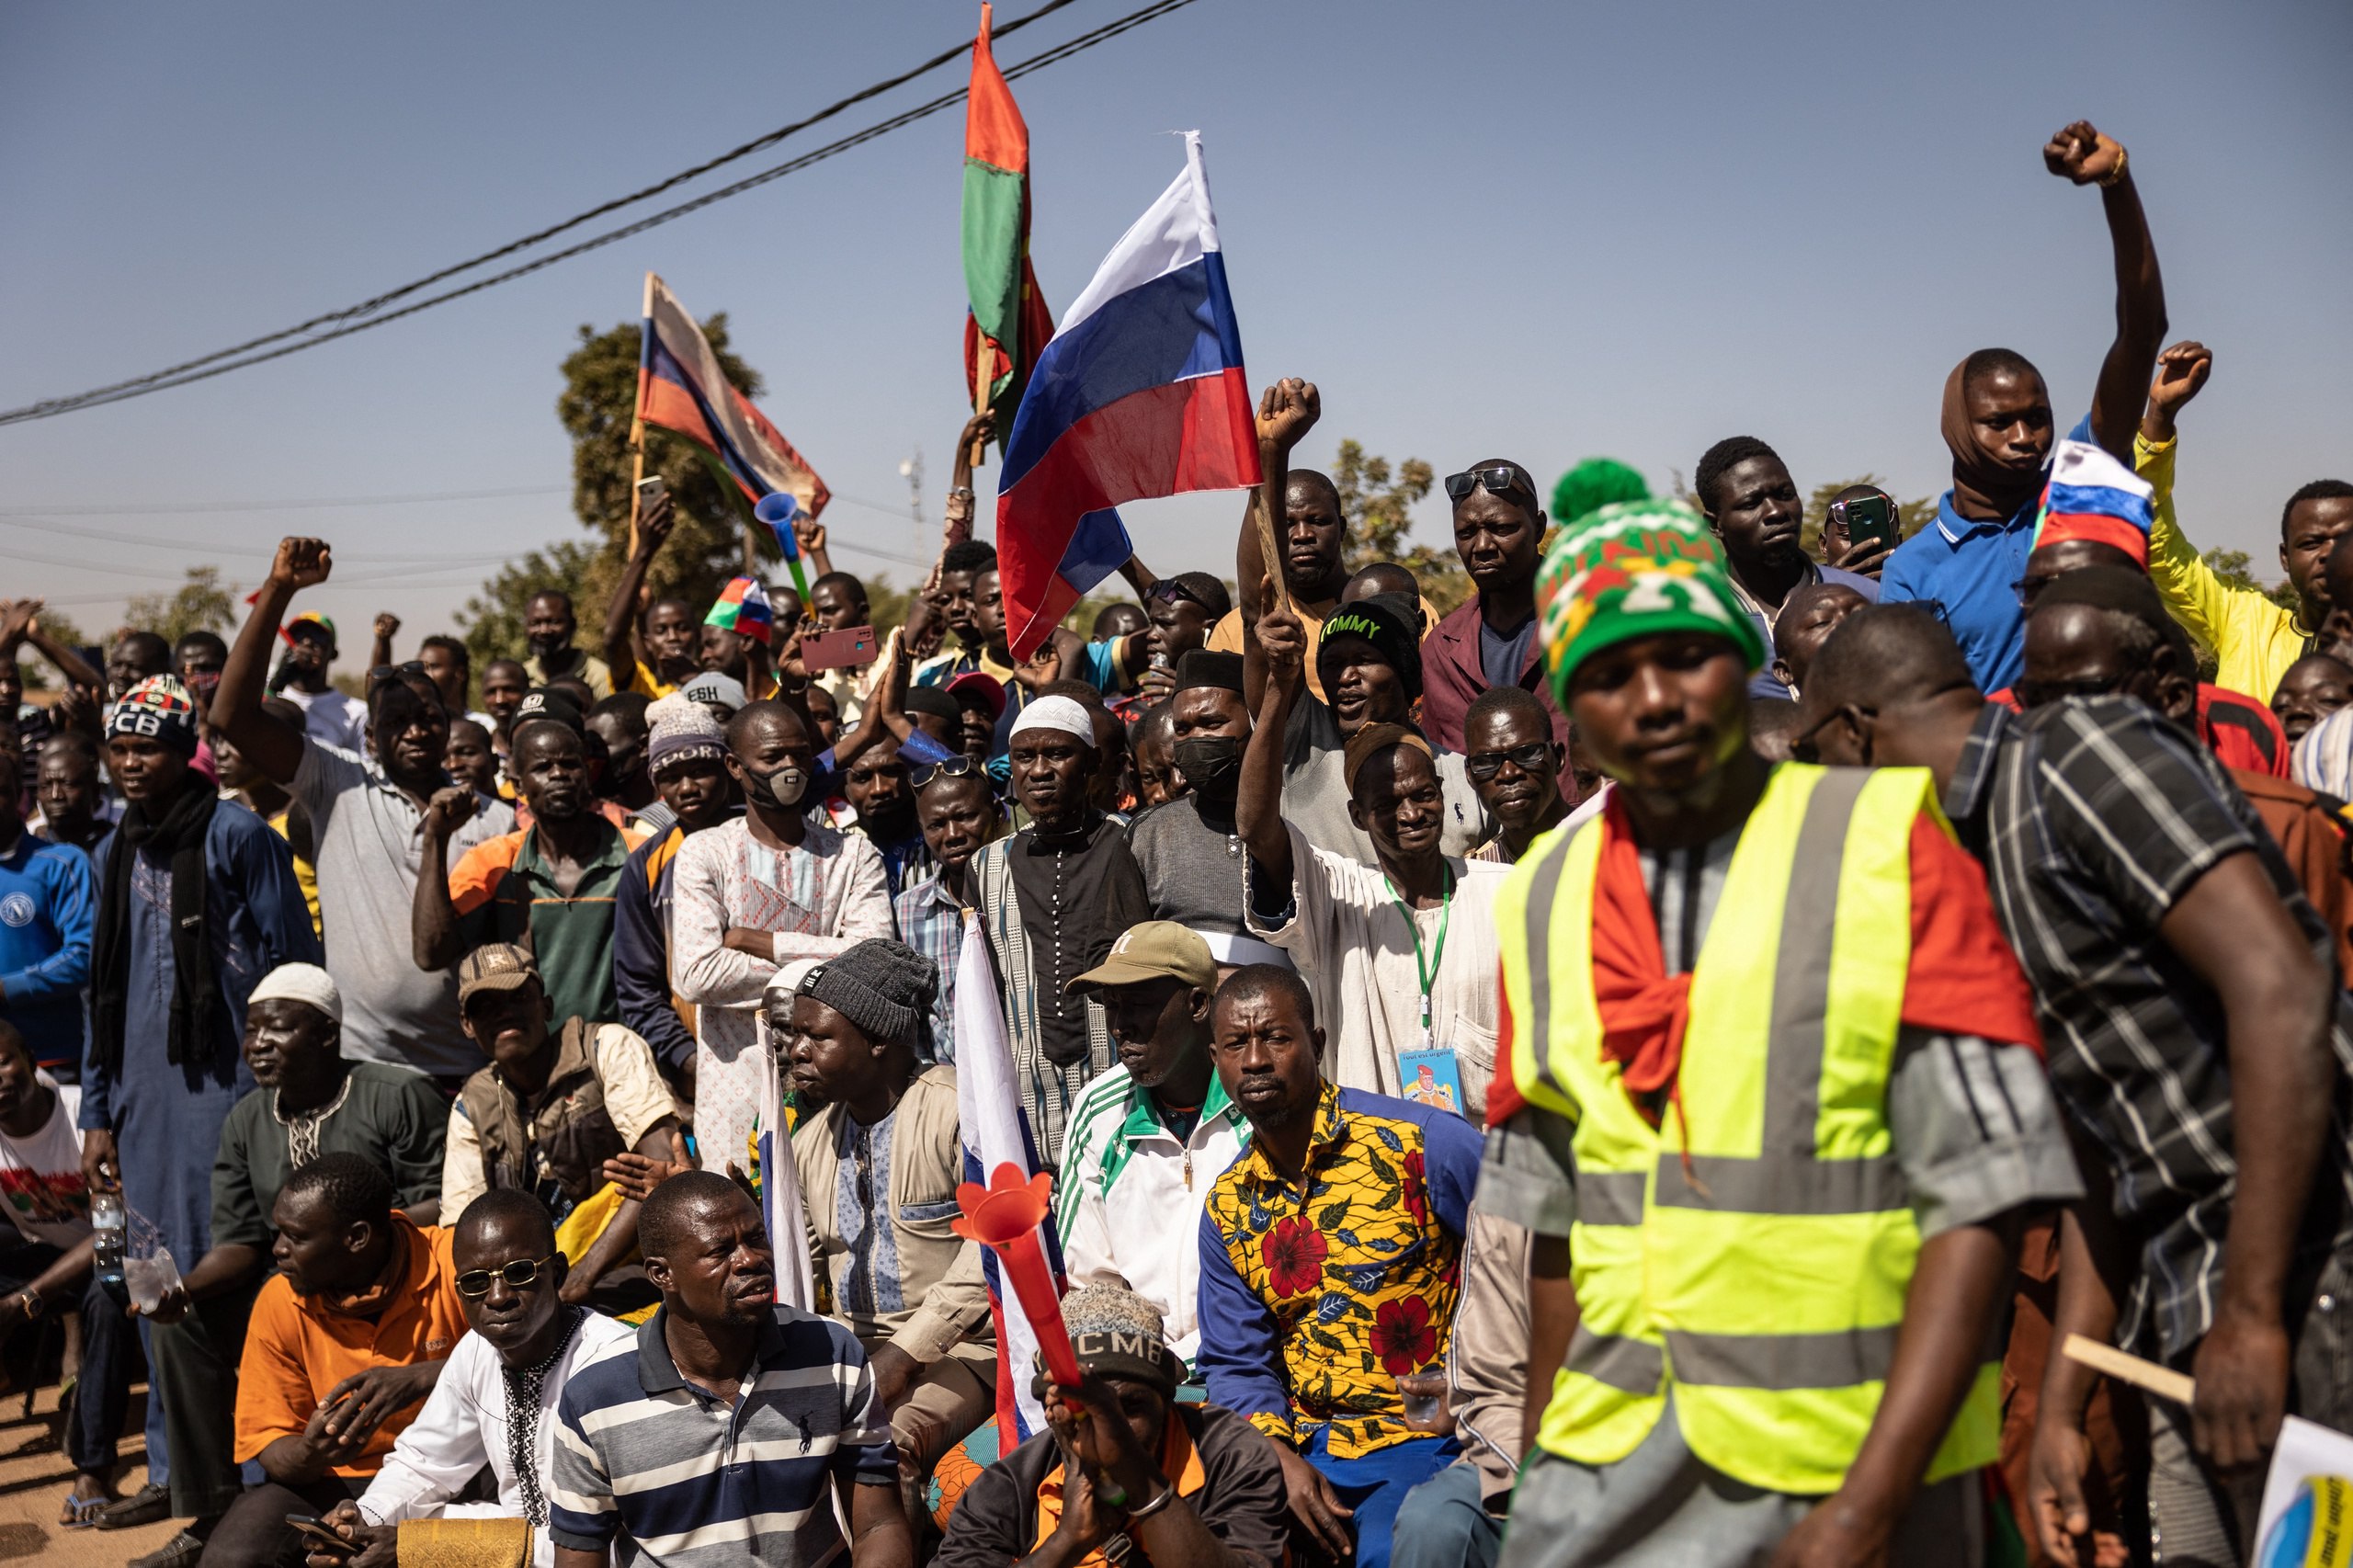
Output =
[{"x1": 1534, "y1": 498, "x2": 1767, "y2": 704}]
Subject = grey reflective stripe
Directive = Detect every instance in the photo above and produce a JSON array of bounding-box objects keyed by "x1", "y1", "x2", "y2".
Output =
[
  {"x1": 1652, "y1": 1151, "x2": 1906, "y2": 1215},
  {"x1": 1520, "y1": 832, "x2": 1581, "y2": 1111},
  {"x1": 1578, "y1": 1170, "x2": 1648, "y2": 1225},
  {"x1": 1651, "y1": 768, "x2": 1900, "y2": 1216},
  {"x1": 1664, "y1": 1325, "x2": 1899, "y2": 1390},
  {"x1": 1567, "y1": 1325, "x2": 1665, "y2": 1393}
]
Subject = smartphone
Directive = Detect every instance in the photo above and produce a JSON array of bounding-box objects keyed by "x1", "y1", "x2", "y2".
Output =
[
  {"x1": 801, "y1": 625, "x2": 878, "y2": 672},
  {"x1": 1834, "y1": 494, "x2": 1898, "y2": 552},
  {"x1": 285, "y1": 1516, "x2": 357, "y2": 1555},
  {"x1": 636, "y1": 475, "x2": 667, "y2": 505}
]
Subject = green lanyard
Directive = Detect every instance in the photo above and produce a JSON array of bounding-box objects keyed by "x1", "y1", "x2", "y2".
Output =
[{"x1": 1383, "y1": 866, "x2": 1454, "y2": 1036}]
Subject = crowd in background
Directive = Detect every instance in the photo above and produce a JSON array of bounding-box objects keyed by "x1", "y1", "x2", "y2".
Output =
[{"x1": 1, "y1": 118, "x2": 2351, "y2": 1568}]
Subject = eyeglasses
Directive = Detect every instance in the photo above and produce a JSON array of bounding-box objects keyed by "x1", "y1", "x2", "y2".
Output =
[
  {"x1": 1443, "y1": 466, "x2": 1535, "y2": 506},
  {"x1": 1462, "y1": 742, "x2": 1555, "y2": 780},
  {"x1": 1789, "y1": 703, "x2": 1872, "y2": 766},
  {"x1": 454, "y1": 1255, "x2": 558, "y2": 1299},
  {"x1": 2009, "y1": 575, "x2": 2060, "y2": 609},
  {"x1": 911, "y1": 756, "x2": 983, "y2": 790}
]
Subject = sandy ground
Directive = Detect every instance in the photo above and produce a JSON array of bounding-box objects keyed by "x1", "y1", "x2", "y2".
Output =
[{"x1": 0, "y1": 1378, "x2": 182, "y2": 1566}]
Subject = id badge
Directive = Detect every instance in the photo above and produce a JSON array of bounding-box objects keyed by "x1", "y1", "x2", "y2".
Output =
[{"x1": 1398, "y1": 1045, "x2": 1466, "y2": 1119}]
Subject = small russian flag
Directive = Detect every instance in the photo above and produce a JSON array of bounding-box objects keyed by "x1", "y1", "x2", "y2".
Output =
[
  {"x1": 2033, "y1": 439, "x2": 2156, "y2": 566},
  {"x1": 704, "y1": 575, "x2": 774, "y2": 647}
]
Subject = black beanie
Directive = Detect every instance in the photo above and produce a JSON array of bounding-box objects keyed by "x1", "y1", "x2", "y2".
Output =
[
  {"x1": 798, "y1": 939, "x2": 938, "y2": 1047},
  {"x1": 1319, "y1": 591, "x2": 1425, "y2": 700}
]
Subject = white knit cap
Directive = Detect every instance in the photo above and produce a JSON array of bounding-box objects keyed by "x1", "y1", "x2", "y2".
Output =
[
  {"x1": 246, "y1": 962, "x2": 343, "y2": 1028},
  {"x1": 1006, "y1": 695, "x2": 1095, "y2": 746}
]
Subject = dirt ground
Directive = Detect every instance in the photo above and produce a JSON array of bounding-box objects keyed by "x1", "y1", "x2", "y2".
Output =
[{"x1": 0, "y1": 1379, "x2": 181, "y2": 1566}]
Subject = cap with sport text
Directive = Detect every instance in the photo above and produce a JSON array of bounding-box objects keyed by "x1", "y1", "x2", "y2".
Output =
[
  {"x1": 458, "y1": 943, "x2": 540, "y2": 1005},
  {"x1": 1064, "y1": 921, "x2": 1216, "y2": 994}
]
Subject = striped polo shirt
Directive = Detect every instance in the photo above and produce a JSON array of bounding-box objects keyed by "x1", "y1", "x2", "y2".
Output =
[{"x1": 549, "y1": 1304, "x2": 897, "y2": 1567}]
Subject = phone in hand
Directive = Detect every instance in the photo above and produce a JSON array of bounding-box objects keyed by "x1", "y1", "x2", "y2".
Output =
[
  {"x1": 1833, "y1": 494, "x2": 1899, "y2": 554},
  {"x1": 801, "y1": 625, "x2": 878, "y2": 672},
  {"x1": 636, "y1": 475, "x2": 667, "y2": 506},
  {"x1": 285, "y1": 1515, "x2": 357, "y2": 1555}
]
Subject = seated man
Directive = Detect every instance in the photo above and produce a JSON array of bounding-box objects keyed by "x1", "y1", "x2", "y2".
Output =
[
  {"x1": 212, "y1": 1153, "x2": 468, "y2": 1568},
  {"x1": 309, "y1": 1190, "x2": 636, "y2": 1567},
  {"x1": 144, "y1": 964, "x2": 447, "y2": 1549},
  {"x1": 934, "y1": 1284, "x2": 1290, "y2": 1568},
  {"x1": 779, "y1": 941, "x2": 995, "y2": 1506},
  {"x1": 443, "y1": 945, "x2": 683, "y2": 1312},
  {"x1": 1461, "y1": 685, "x2": 1581, "y2": 866},
  {"x1": 549, "y1": 1169, "x2": 914, "y2": 1568},
  {"x1": 1056, "y1": 923, "x2": 1251, "y2": 1364},
  {"x1": 0, "y1": 1020, "x2": 132, "y2": 1529},
  {"x1": 1391, "y1": 1204, "x2": 1530, "y2": 1568},
  {"x1": 1196, "y1": 966, "x2": 1482, "y2": 1568}
]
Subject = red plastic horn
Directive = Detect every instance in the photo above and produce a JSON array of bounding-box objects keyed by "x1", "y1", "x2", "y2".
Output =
[{"x1": 952, "y1": 1162, "x2": 1084, "y2": 1389}]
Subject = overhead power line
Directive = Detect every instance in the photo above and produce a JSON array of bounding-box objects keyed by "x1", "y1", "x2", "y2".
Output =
[{"x1": 0, "y1": 0, "x2": 1200, "y2": 427}]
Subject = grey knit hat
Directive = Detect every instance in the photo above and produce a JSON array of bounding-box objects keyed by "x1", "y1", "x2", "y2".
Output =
[
  {"x1": 796, "y1": 939, "x2": 938, "y2": 1048},
  {"x1": 646, "y1": 694, "x2": 728, "y2": 778}
]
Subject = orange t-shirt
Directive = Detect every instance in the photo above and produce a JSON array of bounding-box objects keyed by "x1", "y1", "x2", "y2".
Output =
[{"x1": 232, "y1": 1216, "x2": 469, "y2": 1475}]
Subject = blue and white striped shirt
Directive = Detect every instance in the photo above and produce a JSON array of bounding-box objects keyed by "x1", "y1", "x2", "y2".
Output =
[{"x1": 549, "y1": 1304, "x2": 897, "y2": 1567}]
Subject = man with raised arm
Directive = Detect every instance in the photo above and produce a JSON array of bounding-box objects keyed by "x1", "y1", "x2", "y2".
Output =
[
  {"x1": 216, "y1": 538, "x2": 517, "y2": 1083},
  {"x1": 1880, "y1": 119, "x2": 2169, "y2": 696}
]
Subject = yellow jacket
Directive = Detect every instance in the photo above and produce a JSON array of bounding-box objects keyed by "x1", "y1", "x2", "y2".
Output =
[{"x1": 2142, "y1": 431, "x2": 2314, "y2": 703}]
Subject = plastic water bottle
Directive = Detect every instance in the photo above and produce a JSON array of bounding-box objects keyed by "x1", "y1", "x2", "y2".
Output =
[{"x1": 92, "y1": 1191, "x2": 128, "y2": 1307}]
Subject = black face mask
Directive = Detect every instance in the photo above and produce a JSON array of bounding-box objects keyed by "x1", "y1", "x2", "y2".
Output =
[{"x1": 1172, "y1": 734, "x2": 1244, "y2": 801}]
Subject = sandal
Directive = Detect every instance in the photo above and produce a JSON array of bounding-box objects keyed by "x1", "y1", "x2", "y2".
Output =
[{"x1": 60, "y1": 1490, "x2": 110, "y2": 1528}]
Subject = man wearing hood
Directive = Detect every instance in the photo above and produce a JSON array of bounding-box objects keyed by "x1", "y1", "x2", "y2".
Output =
[{"x1": 1880, "y1": 119, "x2": 2168, "y2": 696}]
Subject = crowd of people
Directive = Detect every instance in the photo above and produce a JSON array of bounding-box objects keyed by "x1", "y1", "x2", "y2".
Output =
[{"x1": 1, "y1": 117, "x2": 2351, "y2": 1568}]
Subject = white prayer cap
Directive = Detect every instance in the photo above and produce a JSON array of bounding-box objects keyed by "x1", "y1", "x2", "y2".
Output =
[
  {"x1": 1007, "y1": 695, "x2": 1096, "y2": 747},
  {"x1": 247, "y1": 962, "x2": 343, "y2": 1028}
]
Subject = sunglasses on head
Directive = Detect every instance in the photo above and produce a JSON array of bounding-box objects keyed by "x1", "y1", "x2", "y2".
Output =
[
  {"x1": 454, "y1": 1255, "x2": 557, "y2": 1299},
  {"x1": 1147, "y1": 578, "x2": 1210, "y2": 609},
  {"x1": 912, "y1": 756, "x2": 983, "y2": 790},
  {"x1": 368, "y1": 661, "x2": 428, "y2": 692},
  {"x1": 1443, "y1": 466, "x2": 1534, "y2": 506},
  {"x1": 1463, "y1": 741, "x2": 1555, "y2": 780}
]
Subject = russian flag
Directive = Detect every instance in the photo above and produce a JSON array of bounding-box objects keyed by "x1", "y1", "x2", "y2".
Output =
[
  {"x1": 949, "y1": 911, "x2": 1063, "y2": 1442},
  {"x1": 636, "y1": 272, "x2": 830, "y2": 518},
  {"x1": 995, "y1": 132, "x2": 1261, "y2": 658},
  {"x1": 2033, "y1": 438, "x2": 2155, "y2": 565}
]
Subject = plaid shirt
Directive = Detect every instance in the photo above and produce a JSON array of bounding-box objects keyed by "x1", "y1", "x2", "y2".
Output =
[
  {"x1": 1950, "y1": 698, "x2": 2353, "y2": 1358},
  {"x1": 892, "y1": 871, "x2": 965, "y2": 1064}
]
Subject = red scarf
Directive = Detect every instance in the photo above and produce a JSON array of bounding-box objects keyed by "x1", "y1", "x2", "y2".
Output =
[{"x1": 1590, "y1": 793, "x2": 1690, "y2": 1131}]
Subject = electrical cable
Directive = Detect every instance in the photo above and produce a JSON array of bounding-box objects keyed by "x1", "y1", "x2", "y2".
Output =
[{"x1": 0, "y1": 0, "x2": 1200, "y2": 426}]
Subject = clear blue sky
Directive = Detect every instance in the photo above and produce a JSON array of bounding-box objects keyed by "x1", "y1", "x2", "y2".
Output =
[{"x1": 4, "y1": 0, "x2": 2348, "y2": 644}]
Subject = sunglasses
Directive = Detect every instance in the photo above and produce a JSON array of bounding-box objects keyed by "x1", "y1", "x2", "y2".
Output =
[
  {"x1": 1147, "y1": 579, "x2": 1211, "y2": 609},
  {"x1": 454, "y1": 1255, "x2": 557, "y2": 1299},
  {"x1": 1789, "y1": 703, "x2": 1871, "y2": 766},
  {"x1": 911, "y1": 756, "x2": 983, "y2": 790},
  {"x1": 1443, "y1": 465, "x2": 1535, "y2": 506},
  {"x1": 2009, "y1": 575, "x2": 2061, "y2": 609},
  {"x1": 367, "y1": 660, "x2": 428, "y2": 692},
  {"x1": 2015, "y1": 676, "x2": 2121, "y2": 710},
  {"x1": 1463, "y1": 741, "x2": 1555, "y2": 780}
]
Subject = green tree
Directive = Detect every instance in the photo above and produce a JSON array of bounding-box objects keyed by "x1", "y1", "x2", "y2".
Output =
[
  {"x1": 2200, "y1": 546, "x2": 2302, "y2": 612},
  {"x1": 1330, "y1": 439, "x2": 1467, "y2": 612},
  {"x1": 1801, "y1": 475, "x2": 1939, "y2": 558},
  {"x1": 460, "y1": 313, "x2": 777, "y2": 669},
  {"x1": 124, "y1": 566, "x2": 239, "y2": 647}
]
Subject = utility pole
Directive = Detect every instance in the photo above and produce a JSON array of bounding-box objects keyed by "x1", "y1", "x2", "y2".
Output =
[{"x1": 899, "y1": 448, "x2": 925, "y2": 556}]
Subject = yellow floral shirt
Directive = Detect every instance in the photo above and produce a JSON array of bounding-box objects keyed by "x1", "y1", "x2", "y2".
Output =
[{"x1": 1197, "y1": 1081, "x2": 1483, "y2": 1458}]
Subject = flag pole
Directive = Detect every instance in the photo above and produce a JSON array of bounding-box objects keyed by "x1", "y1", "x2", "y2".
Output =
[
  {"x1": 630, "y1": 273, "x2": 654, "y2": 558},
  {"x1": 968, "y1": 338, "x2": 991, "y2": 471}
]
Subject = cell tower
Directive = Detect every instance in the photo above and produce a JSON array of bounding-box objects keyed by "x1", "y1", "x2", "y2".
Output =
[{"x1": 898, "y1": 449, "x2": 925, "y2": 556}]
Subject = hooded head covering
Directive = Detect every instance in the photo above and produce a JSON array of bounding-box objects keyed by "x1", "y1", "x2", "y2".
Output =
[{"x1": 1940, "y1": 352, "x2": 2052, "y2": 521}]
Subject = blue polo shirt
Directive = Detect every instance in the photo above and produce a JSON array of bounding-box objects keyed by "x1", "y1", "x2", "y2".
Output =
[
  {"x1": 0, "y1": 833, "x2": 96, "y2": 1074},
  {"x1": 1881, "y1": 414, "x2": 2094, "y2": 696}
]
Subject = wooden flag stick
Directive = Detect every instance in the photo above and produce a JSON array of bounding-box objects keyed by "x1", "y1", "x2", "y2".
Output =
[
  {"x1": 1251, "y1": 488, "x2": 1290, "y2": 614},
  {"x1": 967, "y1": 343, "x2": 992, "y2": 471},
  {"x1": 626, "y1": 415, "x2": 647, "y2": 559},
  {"x1": 2061, "y1": 1333, "x2": 2197, "y2": 1405}
]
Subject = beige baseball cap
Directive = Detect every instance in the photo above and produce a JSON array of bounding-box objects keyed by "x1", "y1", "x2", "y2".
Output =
[
  {"x1": 457, "y1": 943, "x2": 540, "y2": 1005},
  {"x1": 1064, "y1": 922, "x2": 1217, "y2": 994}
]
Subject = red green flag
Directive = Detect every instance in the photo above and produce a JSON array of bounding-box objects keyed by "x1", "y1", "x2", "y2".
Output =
[{"x1": 961, "y1": 2, "x2": 1053, "y2": 447}]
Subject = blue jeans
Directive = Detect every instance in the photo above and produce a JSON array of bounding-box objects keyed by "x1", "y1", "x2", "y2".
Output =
[
  {"x1": 1392, "y1": 1459, "x2": 1502, "y2": 1568},
  {"x1": 1305, "y1": 1428, "x2": 1460, "y2": 1568}
]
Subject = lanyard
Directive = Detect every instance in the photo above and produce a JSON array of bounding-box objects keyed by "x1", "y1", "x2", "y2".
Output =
[{"x1": 1383, "y1": 866, "x2": 1454, "y2": 1035}]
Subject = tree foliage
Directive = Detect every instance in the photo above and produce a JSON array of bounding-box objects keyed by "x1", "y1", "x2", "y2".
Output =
[
  {"x1": 2200, "y1": 546, "x2": 2302, "y2": 611},
  {"x1": 460, "y1": 313, "x2": 778, "y2": 669},
  {"x1": 124, "y1": 566, "x2": 239, "y2": 648},
  {"x1": 1330, "y1": 439, "x2": 1467, "y2": 612}
]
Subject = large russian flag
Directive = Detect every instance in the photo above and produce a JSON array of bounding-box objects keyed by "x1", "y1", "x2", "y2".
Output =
[
  {"x1": 995, "y1": 132, "x2": 1260, "y2": 658},
  {"x1": 636, "y1": 273, "x2": 830, "y2": 518}
]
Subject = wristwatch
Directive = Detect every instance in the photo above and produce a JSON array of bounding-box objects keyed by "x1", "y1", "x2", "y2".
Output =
[{"x1": 15, "y1": 1286, "x2": 41, "y2": 1319}]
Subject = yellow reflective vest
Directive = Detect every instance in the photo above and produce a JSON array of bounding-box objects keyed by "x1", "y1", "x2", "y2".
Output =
[{"x1": 1496, "y1": 763, "x2": 1998, "y2": 1495}]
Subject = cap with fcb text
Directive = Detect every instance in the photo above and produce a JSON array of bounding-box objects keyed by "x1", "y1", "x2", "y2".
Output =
[
  {"x1": 1064, "y1": 921, "x2": 1216, "y2": 994},
  {"x1": 458, "y1": 943, "x2": 540, "y2": 1005}
]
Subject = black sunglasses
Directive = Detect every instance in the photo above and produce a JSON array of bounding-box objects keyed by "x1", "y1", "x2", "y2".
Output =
[
  {"x1": 1463, "y1": 741, "x2": 1555, "y2": 780},
  {"x1": 1147, "y1": 579, "x2": 1211, "y2": 609},
  {"x1": 912, "y1": 756, "x2": 983, "y2": 790},
  {"x1": 1443, "y1": 465, "x2": 1535, "y2": 506},
  {"x1": 368, "y1": 660, "x2": 429, "y2": 692},
  {"x1": 454, "y1": 1255, "x2": 557, "y2": 1299},
  {"x1": 2016, "y1": 676, "x2": 2121, "y2": 709}
]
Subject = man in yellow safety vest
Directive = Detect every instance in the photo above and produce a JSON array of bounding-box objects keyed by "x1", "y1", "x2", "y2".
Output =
[{"x1": 1482, "y1": 498, "x2": 2082, "y2": 1567}]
